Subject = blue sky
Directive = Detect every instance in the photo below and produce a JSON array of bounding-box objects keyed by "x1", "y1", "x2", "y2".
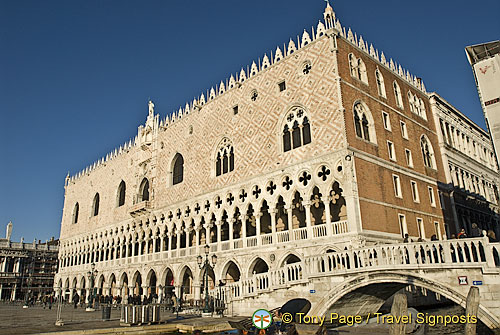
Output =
[{"x1": 1, "y1": 0, "x2": 499, "y2": 242}]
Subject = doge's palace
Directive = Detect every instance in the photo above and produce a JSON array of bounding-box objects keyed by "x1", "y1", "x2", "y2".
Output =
[{"x1": 55, "y1": 3, "x2": 449, "y2": 306}]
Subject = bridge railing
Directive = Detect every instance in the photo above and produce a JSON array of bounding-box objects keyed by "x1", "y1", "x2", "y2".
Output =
[
  {"x1": 307, "y1": 237, "x2": 499, "y2": 277},
  {"x1": 215, "y1": 237, "x2": 499, "y2": 302}
]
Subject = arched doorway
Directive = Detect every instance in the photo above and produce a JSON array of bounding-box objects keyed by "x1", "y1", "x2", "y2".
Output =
[
  {"x1": 147, "y1": 270, "x2": 157, "y2": 297},
  {"x1": 164, "y1": 268, "x2": 174, "y2": 297},
  {"x1": 132, "y1": 271, "x2": 142, "y2": 296},
  {"x1": 249, "y1": 257, "x2": 269, "y2": 276},
  {"x1": 181, "y1": 267, "x2": 194, "y2": 300}
]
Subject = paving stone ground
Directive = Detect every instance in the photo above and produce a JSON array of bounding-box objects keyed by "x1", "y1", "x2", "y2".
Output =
[{"x1": 0, "y1": 303, "x2": 231, "y2": 335}]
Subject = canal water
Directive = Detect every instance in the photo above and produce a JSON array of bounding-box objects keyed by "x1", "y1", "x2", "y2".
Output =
[{"x1": 419, "y1": 305, "x2": 493, "y2": 335}]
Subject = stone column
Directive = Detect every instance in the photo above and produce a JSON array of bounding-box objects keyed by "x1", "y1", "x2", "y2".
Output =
[
  {"x1": 216, "y1": 220, "x2": 222, "y2": 250},
  {"x1": 229, "y1": 218, "x2": 234, "y2": 249},
  {"x1": 241, "y1": 215, "x2": 247, "y2": 246},
  {"x1": 185, "y1": 229, "x2": 190, "y2": 249},
  {"x1": 141, "y1": 285, "x2": 148, "y2": 300},
  {"x1": 205, "y1": 224, "x2": 211, "y2": 245},
  {"x1": 176, "y1": 230, "x2": 181, "y2": 250},
  {"x1": 321, "y1": 197, "x2": 331, "y2": 236},
  {"x1": 153, "y1": 237, "x2": 157, "y2": 253},
  {"x1": 270, "y1": 208, "x2": 277, "y2": 244},
  {"x1": 286, "y1": 206, "x2": 294, "y2": 241},
  {"x1": 160, "y1": 233, "x2": 165, "y2": 252},
  {"x1": 195, "y1": 225, "x2": 200, "y2": 253},
  {"x1": 255, "y1": 213, "x2": 262, "y2": 246},
  {"x1": 168, "y1": 233, "x2": 173, "y2": 257},
  {"x1": 303, "y1": 201, "x2": 312, "y2": 237},
  {"x1": 132, "y1": 241, "x2": 136, "y2": 257}
]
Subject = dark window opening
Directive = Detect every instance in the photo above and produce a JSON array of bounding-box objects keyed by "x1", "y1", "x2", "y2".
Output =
[
  {"x1": 279, "y1": 81, "x2": 286, "y2": 92},
  {"x1": 233, "y1": 105, "x2": 238, "y2": 115},
  {"x1": 173, "y1": 154, "x2": 184, "y2": 185}
]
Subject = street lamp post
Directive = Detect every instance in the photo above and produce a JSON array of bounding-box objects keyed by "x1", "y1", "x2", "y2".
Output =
[
  {"x1": 86, "y1": 263, "x2": 98, "y2": 312},
  {"x1": 197, "y1": 244, "x2": 217, "y2": 315}
]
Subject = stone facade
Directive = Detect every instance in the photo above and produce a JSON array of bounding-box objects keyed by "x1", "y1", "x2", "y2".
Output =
[
  {"x1": 430, "y1": 93, "x2": 500, "y2": 238},
  {"x1": 56, "y1": 3, "x2": 465, "y2": 310}
]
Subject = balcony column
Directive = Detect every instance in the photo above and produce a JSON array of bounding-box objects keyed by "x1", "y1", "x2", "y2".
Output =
[
  {"x1": 205, "y1": 224, "x2": 210, "y2": 245},
  {"x1": 303, "y1": 201, "x2": 313, "y2": 237},
  {"x1": 167, "y1": 233, "x2": 173, "y2": 257},
  {"x1": 185, "y1": 228, "x2": 190, "y2": 249},
  {"x1": 286, "y1": 205, "x2": 294, "y2": 241},
  {"x1": 152, "y1": 237, "x2": 157, "y2": 253},
  {"x1": 241, "y1": 215, "x2": 247, "y2": 246},
  {"x1": 269, "y1": 208, "x2": 277, "y2": 244},
  {"x1": 255, "y1": 213, "x2": 262, "y2": 246},
  {"x1": 195, "y1": 222, "x2": 200, "y2": 254},
  {"x1": 322, "y1": 196, "x2": 333, "y2": 236},
  {"x1": 132, "y1": 240, "x2": 136, "y2": 257},
  {"x1": 160, "y1": 231, "x2": 165, "y2": 252},
  {"x1": 216, "y1": 220, "x2": 222, "y2": 250},
  {"x1": 176, "y1": 229, "x2": 181, "y2": 251},
  {"x1": 228, "y1": 218, "x2": 234, "y2": 249}
]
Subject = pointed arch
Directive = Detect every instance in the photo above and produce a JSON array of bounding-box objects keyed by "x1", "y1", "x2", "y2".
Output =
[
  {"x1": 172, "y1": 153, "x2": 184, "y2": 185},
  {"x1": 139, "y1": 178, "x2": 150, "y2": 202},
  {"x1": 72, "y1": 203, "x2": 79, "y2": 224},
  {"x1": 222, "y1": 260, "x2": 241, "y2": 283},
  {"x1": 92, "y1": 193, "x2": 100, "y2": 216},
  {"x1": 281, "y1": 105, "x2": 312, "y2": 153},
  {"x1": 375, "y1": 68, "x2": 386, "y2": 97},
  {"x1": 420, "y1": 135, "x2": 436, "y2": 169},
  {"x1": 117, "y1": 180, "x2": 126, "y2": 207},
  {"x1": 393, "y1": 81, "x2": 404, "y2": 108},
  {"x1": 215, "y1": 138, "x2": 234, "y2": 177},
  {"x1": 353, "y1": 101, "x2": 376, "y2": 144},
  {"x1": 248, "y1": 257, "x2": 269, "y2": 276}
]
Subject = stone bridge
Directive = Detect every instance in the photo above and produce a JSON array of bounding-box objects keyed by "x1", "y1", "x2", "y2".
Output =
[{"x1": 216, "y1": 236, "x2": 500, "y2": 331}]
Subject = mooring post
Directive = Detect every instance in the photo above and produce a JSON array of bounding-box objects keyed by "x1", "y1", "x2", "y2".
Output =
[
  {"x1": 464, "y1": 286, "x2": 479, "y2": 335},
  {"x1": 389, "y1": 293, "x2": 407, "y2": 335}
]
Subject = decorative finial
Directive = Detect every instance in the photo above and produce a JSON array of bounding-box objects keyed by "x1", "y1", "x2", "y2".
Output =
[{"x1": 148, "y1": 99, "x2": 155, "y2": 115}]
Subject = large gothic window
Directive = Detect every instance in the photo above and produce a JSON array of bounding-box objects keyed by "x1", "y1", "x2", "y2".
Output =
[
  {"x1": 140, "y1": 178, "x2": 149, "y2": 201},
  {"x1": 216, "y1": 138, "x2": 234, "y2": 176},
  {"x1": 420, "y1": 135, "x2": 435, "y2": 169},
  {"x1": 348, "y1": 54, "x2": 368, "y2": 84},
  {"x1": 172, "y1": 153, "x2": 184, "y2": 185},
  {"x1": 353, "y1": 102, "x2": 375, "y2": 143},
  {"x1": 73, "y1": 203, "x2": 79, "y2": 224},
  {"x1": 92, "y1": 193, "x2": 100, "y2": 216},
  {"x1": 117, "y1": 181, "x2": 126, "y2": 207},
  {"x1": 393, "y1": 81, "x2": 404, "y2": 108},
  {"x1": 375, "y1": 69, "x2": 386, "y2": 97},
  {"x1": 282, "y1": 106, "x2": 311, "y2": 152}
]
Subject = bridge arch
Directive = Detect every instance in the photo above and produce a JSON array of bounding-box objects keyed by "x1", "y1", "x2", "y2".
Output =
[{"x1": 312, "y1": 271, "x2": 500, "y2": 330}]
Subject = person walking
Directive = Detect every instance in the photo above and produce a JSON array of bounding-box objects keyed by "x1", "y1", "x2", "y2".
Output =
[{"x1": 73, "y1": 292, "x2": 79, "y2": 309}]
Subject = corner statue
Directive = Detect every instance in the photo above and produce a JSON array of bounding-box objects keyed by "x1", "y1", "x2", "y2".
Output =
[{"x1": 148, "y1": 100, "x2": 155, "y2": 116}]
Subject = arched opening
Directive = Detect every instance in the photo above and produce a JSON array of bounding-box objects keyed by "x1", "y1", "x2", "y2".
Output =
[
  {"x1": 246, "y1": 205, "x2": 256, "y2": 237},
  {"x1": 172, "y1": 153, "x2": 184, "y2": 185},
  {"x1": 221, "y1": 211, "x2": 229, "y2": 241},
  {"x1": 310, "y1": 187, "x2": 325, "y2": 225},
  {"x1": 132, "y1": 272, "x2": 142, "y2": 296},
  {"x1": 120, "y1": 273, "x2": 128, "y2": 298},
  {"x1": 164, "y1": 268, "x2": 174, "y2": 297},
  {"x1": 223, "y1": 261, "x2": 241, "y2": 283},
  {"x1": 147, "y1": 270, "x2": 157, "y2": 297},
  {"x1": 97, "y1": 274, "x2": 105, "y2": 296},
  {"x1": 292, "y1": 192, "x2": 306, "y2": 229},
  {"x1": 181, "y1": 267, "x2": 194, "y2": 298},
  {"x1": 200, "y1": 266, "x2": 215, "y2": 293},
  {"x1": 139, "y1": 178, "x2": 149, "y2": 202},
  {"x1": 282, "y1": 254, "x2": 301, "y2": 266},
  {"x1": 260, "y1": 201, "x2": 272, "y2": 234},
  {"x1": 109, "y1": 274, "x2": 117, "y2": 297},
  {"x1": 80, "y1": 277, "x2": 86, "y2": 300},
  {"x1": 330, "y1": 182, "x2": 347, "y2": 222},
  {"x1": 73, "y1": 203, "x2": 79, "y2": 224},
  {"x1": 275, "y1": 196, "x2": 289, "y2": 231},
  {"x1": 117, "y1": 181, "x2": 126, "y2": 207},
  {"x1": 232, "y1": 209, "x2": 242, "y2": 239},
  {"x1": 249, "y1": 257, "x2": 269, "y2": 276},
  {"x1": 92, "y1": 193, "x2": 100, "y2": 216}
]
